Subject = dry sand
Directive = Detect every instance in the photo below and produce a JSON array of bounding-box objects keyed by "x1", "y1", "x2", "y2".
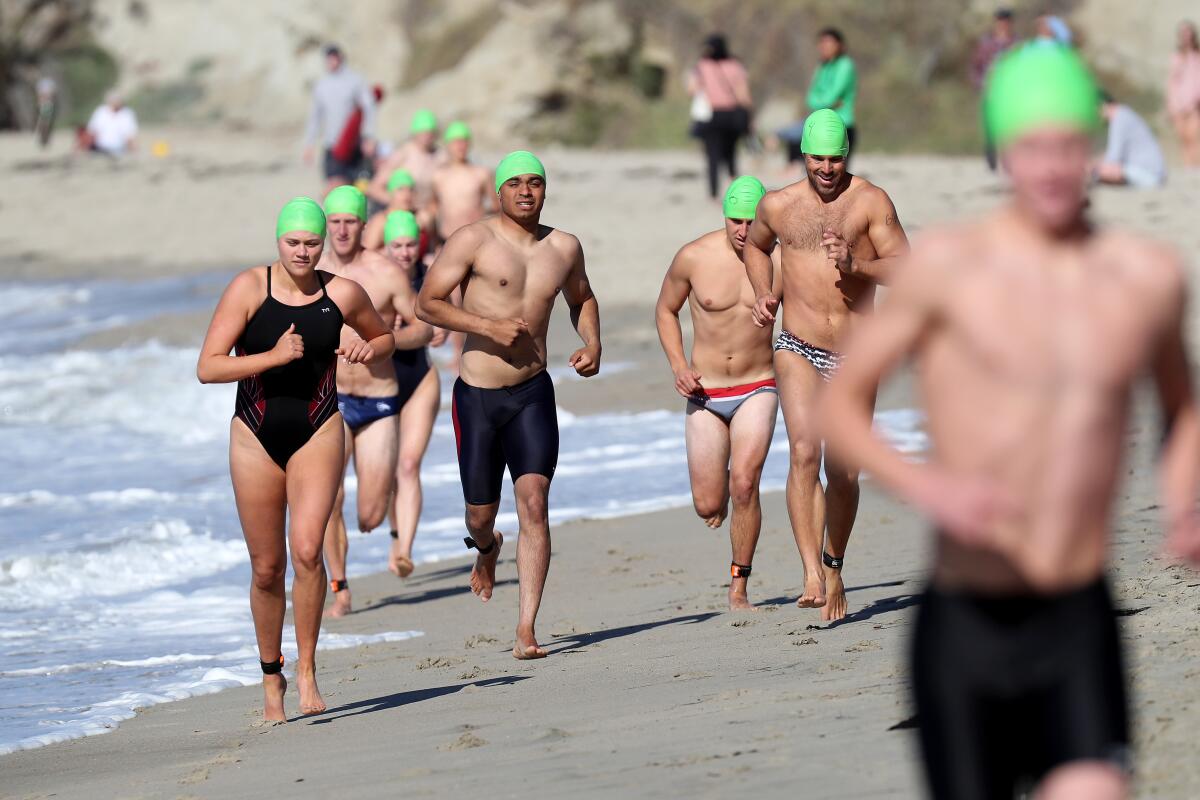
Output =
[{"x1": 2, "y1": 129, "x2": 1199, "y2": 798}]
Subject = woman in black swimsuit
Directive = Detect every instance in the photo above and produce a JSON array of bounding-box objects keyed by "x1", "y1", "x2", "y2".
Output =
[
  {"x1": 381, "y1": 211, "x2": 442, "y2": 578},
  {"x1": 197, "y1": 197, "x2": 394, "y2": 723}
]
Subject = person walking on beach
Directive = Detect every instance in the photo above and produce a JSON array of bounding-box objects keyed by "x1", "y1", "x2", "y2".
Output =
[
  {"x1": 417, "y1": 151, "x2": 602, "y2": 659},
  {"x1": 688, "y1": 34, "x2": 754, "y2": 200},
  {"x1": 196, "y1": 197, "x2": 394, "y2": 722},
  {"x1": 303, "y1": 45, "x2": 377, "y2": 196},
  {"x1": 821, "y1": 45, "x2": 1200, "y2": 800},
  {"x1": 656, "y1": 176, "x2": 781, "y2": 610},
  {"x1": 1167, "y1": 21, "x2": 1200, "y2": 167},
  {"x1": 805, "y1": 29, "x2": 858, "y2": 161},
  {"x1": 317, "y1": 186, "x2": 426, "y2": 617},
  {"x1": 743, "y1": 109, "x2": 909, "y2": 621},
  {"x1": 368, "y1": 109, "x2": 442, "y2": 209},
  {"x1": 381, "y1": 211, "x2": 444, "y2": 579}
]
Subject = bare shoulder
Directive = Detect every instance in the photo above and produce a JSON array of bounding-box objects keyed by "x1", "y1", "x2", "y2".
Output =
[
  {"x1": 230, "y1": 265, "x2": 268, "y2": 294},
  {"x1": 1100, "y1": 228, "x2": 1186, "y2": 304},
  {"x1": 894, "y1": 222, "x2": 979, "y2": 301},
  {"x1": 545, "y1": 227, "x2": 584, "y2": 261},
  {"x1": 672, "y1": 230, "x2": 720, "y2": 272},
  {"x1": 448, "y1": 218, "x2": 496, "y2": 250},
  {"x1": 758, "y1": 186, "x2": 796, "y2": 220},
  {"x1": 850, "y1": 176, "x2": 898, "y2": 213}
]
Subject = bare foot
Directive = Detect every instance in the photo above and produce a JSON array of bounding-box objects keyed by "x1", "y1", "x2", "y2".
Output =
[
  {"x1": 796, "y1": 570, "x2": 827, "y2": 609},
  {"x1": 296, "y1": 663, "x2": 326, "y2": 715},
  {"x1": 262, "y1": 672, "x2": 287, "y2": 723},
  {"x1": 821, "y1": 568, "x2": 847, "y2": 622},
  {"x1": 388, "y1": 543, "x2": 414, "y2": 578},
  {"x1": 323, "y1": 585, "x2": 351, "y2": 618},
  {"x1": 703, "y1": 502, "x2": 729, "y2": 529},
  {"x1": 513, "y1": 627, "x2": 548, "y2": 660},
  {"x1": 728, "y1": 582, "x2": 757, "y2": 612},
  {"x1": 469, "y1": 531, "x2": 503, "y2": 602}
]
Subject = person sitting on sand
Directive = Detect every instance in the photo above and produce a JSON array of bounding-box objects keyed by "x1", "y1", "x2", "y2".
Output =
[
  {"x1": 80, "y1": 91, "x2": 138, "y2": 156},
  {"x1": 1095, "y1": 91, "x2": 1167, "y2": 189},
  {"x1": 744, "y1": 108, "x2": 909, "y2": 622},
  {"x1": 417, "y1": 151, "x2": 602, "y2": 659},
  {"x1": 380, "y1": 211, "x2": 443, "y2": 580},
  {"x1": 656, "y1": 176, "x2": 782, "y2": 611},
  {"x1": 197, "y1": 197, "x2": 393, "y2": 722},
  {"x1": 821, "y1": 45, "x2": 1200, "y2": 799},
  {"x1": 317, "y1": 186, "x2": 427, "y2": 618}
]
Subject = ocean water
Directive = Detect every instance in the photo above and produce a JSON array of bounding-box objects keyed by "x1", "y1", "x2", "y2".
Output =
[{"x1": 0, "y1": 277, "x2": 927, "y2": 755}]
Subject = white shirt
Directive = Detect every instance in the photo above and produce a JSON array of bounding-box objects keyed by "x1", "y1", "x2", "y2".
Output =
[{"x1": 87, "y1": 105, "x2": 138, "y2": 154}]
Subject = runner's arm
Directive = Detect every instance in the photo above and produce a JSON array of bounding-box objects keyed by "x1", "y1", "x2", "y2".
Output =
[
  {"x1": 337, "y1": 279, "x2": 395, "y2": 364},
  {"x1": 416, "y1": 226, "x2": 501, "y2": 339},
  {"x1": 820, "y1": 257, "x2": 940, "y2": 504},
  {"x1": 746, "y1": 196, "x2": 780, "y2": 326},
  {"x1": 850, "y1": 191, "x2": 909, "y2": 285},
  {"x1": 562, "y1": 237, "x2": 601, "y2": 376},
  {"x1": 392, "y1": 274, "x2": 434, "y2": 350},
  {"x1": 1152, "y1": 263, "x2": 1200, "y2": 563},
  {"x1": 655, "y1": 248, "x2": 692, "y2": 374},
  {"x1": 197, "y1": 271, "x2": 294, "y2": 383}
]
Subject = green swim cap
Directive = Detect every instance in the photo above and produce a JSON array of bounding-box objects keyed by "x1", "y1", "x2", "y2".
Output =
[
  {"x1": 323, "y1": 185, "x2": 367, "y2": 221},
  {"x1": 386, "y1": 168, "x2": 415, "y2": 192},
  {"x1": 494, "y1": 150, "x2": 546, "y2": 194},
  {"x1": 801, "y1": 109, "x2": 849, "y2": 157},
  {"x1": 275, "y1": 197, "x2": 326, "y2": 240},
  {"x1": 384, "y1": 210, "x2": 421, "y2": 244},
  {"x1": 410, "y1": 109, "x2": 438, "y2": 134},
  {"x1": 723, "y1": 175, "x2": 766, "y2": 220},
  {"x1": 984, "y1": 44, "x2": 1100, "y2": 149},
  {"x1": 444, "y1": 121, "x2": 472, "y2": 142}
]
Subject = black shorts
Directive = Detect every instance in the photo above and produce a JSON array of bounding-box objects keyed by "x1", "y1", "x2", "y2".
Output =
[
  {"x1": 912, "y1": 578, "x2": 1129, "y2": 800},
  {"x1": 451, "y1": 371, "x2": 559, "y2": 505},
  {"x1": 323, "y1": 147, "x2": 363, "y2": 182}
]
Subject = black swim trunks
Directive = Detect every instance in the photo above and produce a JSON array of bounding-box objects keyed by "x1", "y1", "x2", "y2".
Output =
[
  {"x1": 234, "y1": 267, "x2": 343, "y2": 469},
  {"x1": 451, "y1": 371, "x2": 559, "y2": 505},
  {"x1": 323, "y1": 147, "x2": 363, "y2": 183},
  {"x1": 912, "y1": 577, "x2": 1129, "y2": 799}
]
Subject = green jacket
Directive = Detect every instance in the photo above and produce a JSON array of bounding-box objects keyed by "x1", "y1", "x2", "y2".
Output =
[{"x1": 806, "y1": 54, "x2": 857, "y2": 127}]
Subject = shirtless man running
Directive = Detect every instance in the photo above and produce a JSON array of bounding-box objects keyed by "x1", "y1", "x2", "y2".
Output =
[
  {"x1": 417, "y1": 151, "x2": 602, "y2": 659},
  {"x1": 656, "y1": 176, "x2": 782, "y2": 610},
  {"x1": 431, "y1": 122, "x2": 498, "y2": 241},
  {"x1": 744, "y1": 108, "x2": 909, "y2": 621},
  {"x1": 319, "y1": 185, "x2": 433, "y2": 617},
  {"x1": 367, "y1": 109, "x2": 442, "y2": 209},
  {"x1": 821, "y1": 47, "x2": 1200, "y2": 800}
]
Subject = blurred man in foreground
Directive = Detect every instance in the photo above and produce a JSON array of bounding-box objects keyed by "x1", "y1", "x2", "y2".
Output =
[{"x1": 821, "y1": 46, "x2": 1200, "y2": 800}]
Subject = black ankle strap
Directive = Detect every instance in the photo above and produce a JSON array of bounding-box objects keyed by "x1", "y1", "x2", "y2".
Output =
[
  {"x1": 464, "y1": 536, "x2": 495, "y2": 555},
  {"x1": 823, "y1": 551, "x2": 844, "y2": 570},
  {"x1": 261, "y1": 655, "x2": 284, "y2": 675},
  {"x1": 389, "y1": 529, "x2": 399, "y2": 540},
  {"x1": 731, "y1": 562, "x2": 752, "y2": 578},
  {"x1": 330, "y1": 578, "x2": 348, "y2": 593}
]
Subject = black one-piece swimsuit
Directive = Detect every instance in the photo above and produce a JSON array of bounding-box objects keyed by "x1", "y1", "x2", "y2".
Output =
[{"x1": 234, "y1": 266, "x2": 344, "y2": 468}]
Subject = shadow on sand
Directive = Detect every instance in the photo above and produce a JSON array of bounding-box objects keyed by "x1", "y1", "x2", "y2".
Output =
[
  {"x1": 547, "y1": 612, "x2": 721, "y2": 655},
  {"x1": 302, "y1": 676, "x2": 531, "y2": 724}
]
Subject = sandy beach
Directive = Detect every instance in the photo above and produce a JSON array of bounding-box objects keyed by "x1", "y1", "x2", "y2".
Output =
[{"x1": 3, "y1": 129, "x2": 1200, "y2": 798}]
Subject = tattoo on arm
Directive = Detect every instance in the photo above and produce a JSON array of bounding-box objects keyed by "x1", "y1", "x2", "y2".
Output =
[{"x1": 885, "y1": 213, "x2": 897, "y2": 226}]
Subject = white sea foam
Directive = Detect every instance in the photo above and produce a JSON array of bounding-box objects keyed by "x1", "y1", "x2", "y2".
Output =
[{"x1": 0, "y1": 629, "x2": 423, "y2": 755}]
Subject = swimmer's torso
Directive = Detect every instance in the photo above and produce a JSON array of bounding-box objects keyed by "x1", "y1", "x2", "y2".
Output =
[
  {"x1": 918, "y1": 222, "x2": 1179, "y2": 593},
  {"x1": 434, "y1": 162, "x2": 491, "y2": 240},
  {"x1": 685, "y1": 230, "x2": 776, "y2": 387},
  {"x1": 771, "y1": 178, "x2": 880, "y2": 349},
  {"x1": 323, "y1": 251, "x2": 404, "y2": 396},
  {"x1": 459, "y1": 220, "x2": 578, "y2": 388}
]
